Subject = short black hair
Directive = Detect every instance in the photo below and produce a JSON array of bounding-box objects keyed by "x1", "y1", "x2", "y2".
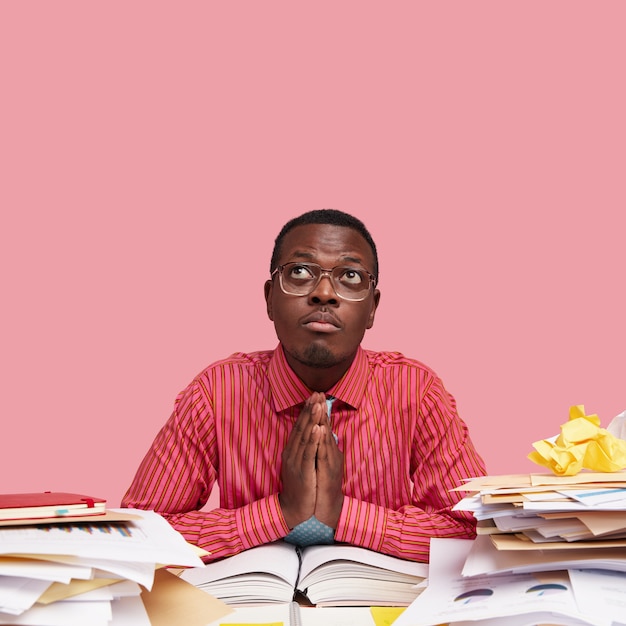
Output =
[{"x1": 270, "y1": 209, "x2": 379, "y2": 280}]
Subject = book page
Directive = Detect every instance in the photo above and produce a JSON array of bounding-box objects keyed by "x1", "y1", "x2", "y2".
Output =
[
  {"x1": 298, "y1": 545, "x2": 428, "y2": 582},
  {"x1": 297, "y1": 545, "x2": 428, "y2": 607},
  {"x1": 181, "y1": 542, "x2": 300, "y2": 587}
]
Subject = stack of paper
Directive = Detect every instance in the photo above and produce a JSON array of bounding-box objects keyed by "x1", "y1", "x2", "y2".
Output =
[
  {"x1": 0, "y1": 507, "x2": 230, "y2": 626},
  {"x1": 454, "y1": 472, "x2": 626, "y2": 552},
  {"x1": 393, "y1": 538, "x2": 626, "y2": 626},
  {"x1": 392, "y1": 472, "x2": 626, "y2": 626}
]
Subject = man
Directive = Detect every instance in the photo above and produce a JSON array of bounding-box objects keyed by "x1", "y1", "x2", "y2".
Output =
[{"x1": 122, "y1": 209, "x2": 486, "y2": 562}]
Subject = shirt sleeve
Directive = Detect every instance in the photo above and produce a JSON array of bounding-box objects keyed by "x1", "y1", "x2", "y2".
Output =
[
  {"x1": 121, "y1": 378, "x2": 290, "y2": 561},
  {"x1": 334, "y1": 373, "x2": 486, "y2": 562}
]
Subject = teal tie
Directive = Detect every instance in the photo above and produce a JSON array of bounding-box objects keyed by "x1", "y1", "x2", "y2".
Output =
[
  {"x1": 326, "y1": 395, "x2": 338, "y2": 443},
  {"x1": 284, "y1": 396, "x2": 337, "y2": 547},
  {"x1": 326, "y1": 394, "x2": 336, "y2": 416}
]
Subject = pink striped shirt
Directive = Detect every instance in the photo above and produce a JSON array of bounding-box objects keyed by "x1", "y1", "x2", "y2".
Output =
[{"x1": 122, "y1": 344, "x2": 486, "y2": 562}]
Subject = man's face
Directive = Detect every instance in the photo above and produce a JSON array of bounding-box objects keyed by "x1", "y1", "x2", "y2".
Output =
[{"x1": 265, "y1": 223, "x2": 380, "y2": 377}]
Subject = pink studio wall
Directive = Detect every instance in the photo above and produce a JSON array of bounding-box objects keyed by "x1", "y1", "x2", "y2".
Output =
[{"x1": 2, "y1": 3, "x2": 624, "y2": 509}]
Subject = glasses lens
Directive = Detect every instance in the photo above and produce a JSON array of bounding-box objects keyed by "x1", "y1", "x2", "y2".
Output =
[
  {"x1": 279, "y1": 263, "x2": 371, "y2": 301},
  {"x1": 280, "y1": 263, "x2": 319, "y2": 295},
  {"x1": 330, "y1": 266, "x2": 370, "y2": 300}
]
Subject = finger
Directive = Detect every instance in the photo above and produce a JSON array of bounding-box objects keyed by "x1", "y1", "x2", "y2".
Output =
[
  {"x1": 294, "y1": 393, "x2": 325, "y2": 432},
  {"x1": 316, "y1": 424, "x2": 339, "y2": 462},
  {"x1": 311, "y1": 392, "x2": 328, "y2": 423},
  {"x1": 314, "y1": 432, "x2": 345, "y2": 528},
  {"x1": 284, "y1": 398, "x2": 317, "y2": 458},
  {"x1": 280, "y1": 413, "x2": 322, "y2": 528},
  {"x1": 300, "y1": 401, "x2": 325, "y2": 441}
]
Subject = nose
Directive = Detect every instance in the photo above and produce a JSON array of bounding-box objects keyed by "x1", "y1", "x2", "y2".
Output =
[{"x1": 308, "y1": 270, "x2": 339, "y2": 305}]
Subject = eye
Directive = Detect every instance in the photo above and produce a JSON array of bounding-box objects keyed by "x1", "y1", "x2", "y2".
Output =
[
  {"x1": 288, "y1": 264, "x2": 316, "y2": 281},
  {"x1": 338, "y1": 268, "x2": 366, "y2": 286}
]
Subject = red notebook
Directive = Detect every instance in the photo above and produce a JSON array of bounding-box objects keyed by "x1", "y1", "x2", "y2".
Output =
[{"x1": 0, "y1": 492, "x2": 106, "y2": 521}]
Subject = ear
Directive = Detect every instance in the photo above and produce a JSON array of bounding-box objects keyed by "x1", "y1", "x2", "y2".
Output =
[
  {"x1": 264, "y1": 280, "x2": 274, "y2": 321},
  {"x1": 366, "y1": 289, "x2": 381, "y2": 329}
]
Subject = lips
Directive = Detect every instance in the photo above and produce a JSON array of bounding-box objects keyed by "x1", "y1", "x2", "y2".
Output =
[{"x1": 301, "y1": 311, "x2": 341, "y2": 333}]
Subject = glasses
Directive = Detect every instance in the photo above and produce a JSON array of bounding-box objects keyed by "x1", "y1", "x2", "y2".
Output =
[{"x1": 271, "y1": 262, "x2": 376, "y2": 301}]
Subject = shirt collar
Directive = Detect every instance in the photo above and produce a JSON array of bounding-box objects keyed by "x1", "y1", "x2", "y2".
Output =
[{"x1": 268, "y1": 344, "x2": 369, "y2": 413}]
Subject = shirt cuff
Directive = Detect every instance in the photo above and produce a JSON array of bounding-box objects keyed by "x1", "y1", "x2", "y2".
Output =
[
  {"x1": 235, "y1": 494, "x2": 290, "y2": 551},
  {"x1": 334, "y1": 496, "x2": 388, "y2": 551}
]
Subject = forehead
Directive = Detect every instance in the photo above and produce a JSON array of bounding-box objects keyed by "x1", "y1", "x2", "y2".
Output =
[{"x1": 278, "y1": 223, "x2": 374, "y2": 269}]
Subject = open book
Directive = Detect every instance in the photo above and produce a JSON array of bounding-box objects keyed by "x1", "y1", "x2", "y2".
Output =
[{"x1": 180, "y1": 540, "x2": 428, "y2": 606}]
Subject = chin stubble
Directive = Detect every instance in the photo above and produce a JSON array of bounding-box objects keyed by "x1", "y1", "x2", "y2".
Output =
[{"x1": 294, "y1": 344, "x2": 339, "y2": 369}]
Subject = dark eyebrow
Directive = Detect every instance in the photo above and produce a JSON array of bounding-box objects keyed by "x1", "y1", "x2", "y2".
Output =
[
  {"x1": 287, "y1": 251, "x2": 367, "y2": 268},
  {"x1": 289, "y1": 252, "x2": 316, "y2": 261},
  {"x1": 340, "y1": 255, "x2": 365, "y2": 266}
]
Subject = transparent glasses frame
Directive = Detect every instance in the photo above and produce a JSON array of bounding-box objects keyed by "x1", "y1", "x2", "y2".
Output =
[{"x1": 271, "y1": 262, "x2": 376, "y2": 302}]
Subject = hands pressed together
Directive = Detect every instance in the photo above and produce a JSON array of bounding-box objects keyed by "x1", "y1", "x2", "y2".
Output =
[{"x1": 279, "y1": 392, "x2": 345, "y2": 531}]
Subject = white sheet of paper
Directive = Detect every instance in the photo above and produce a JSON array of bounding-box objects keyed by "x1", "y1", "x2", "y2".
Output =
[
  {"x1": 0, "y1": 510, "x2": 204, "y2": 571},
  {"x1": 569, "y1": 568, "x2": 626, "y2": 616},
  {"x1": 90, "y1": 558, "x2": 157, "y2": 588},
  {"x1": 393, "y1": 538, "x2": 605, "y2": 626},
  {"x1": 524, "y1": 499, "x2": 626, "y2": 512},
  {"x1": 300, "y1": 606, "x2": 376, "y2": 626},
  {"x1": 0, "y1": 599, "x2": 112, "y2": 626},
  {"x1": 109, "y1": 596, "x2": 151, "y2": 626},
  {"x1": 451, "y1": 613, "x2": 605, "y2": 626},
  {"x1": 0, "y1": 576, "x2": 51, "y2": 615},
  {"x1": 55, "y1": 580, "x2": 141, "y2": 603},
  {"x1": 463, "y1": 534, "x2": 626, "y2": 577},
  {"x1": 0, "y1": 557, "x2": 92, "y2": 583},
  {"x1": 557, "y1": 488, "x2": 626, "y2": 507},
  {"x1": 107, "y1": 580, "x2": 142, "y2": 598}
]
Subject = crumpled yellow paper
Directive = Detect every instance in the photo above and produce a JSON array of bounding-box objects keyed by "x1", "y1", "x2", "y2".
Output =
[{"x1": 528, "y1": 405, "x2": 626, "y2": 476}]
